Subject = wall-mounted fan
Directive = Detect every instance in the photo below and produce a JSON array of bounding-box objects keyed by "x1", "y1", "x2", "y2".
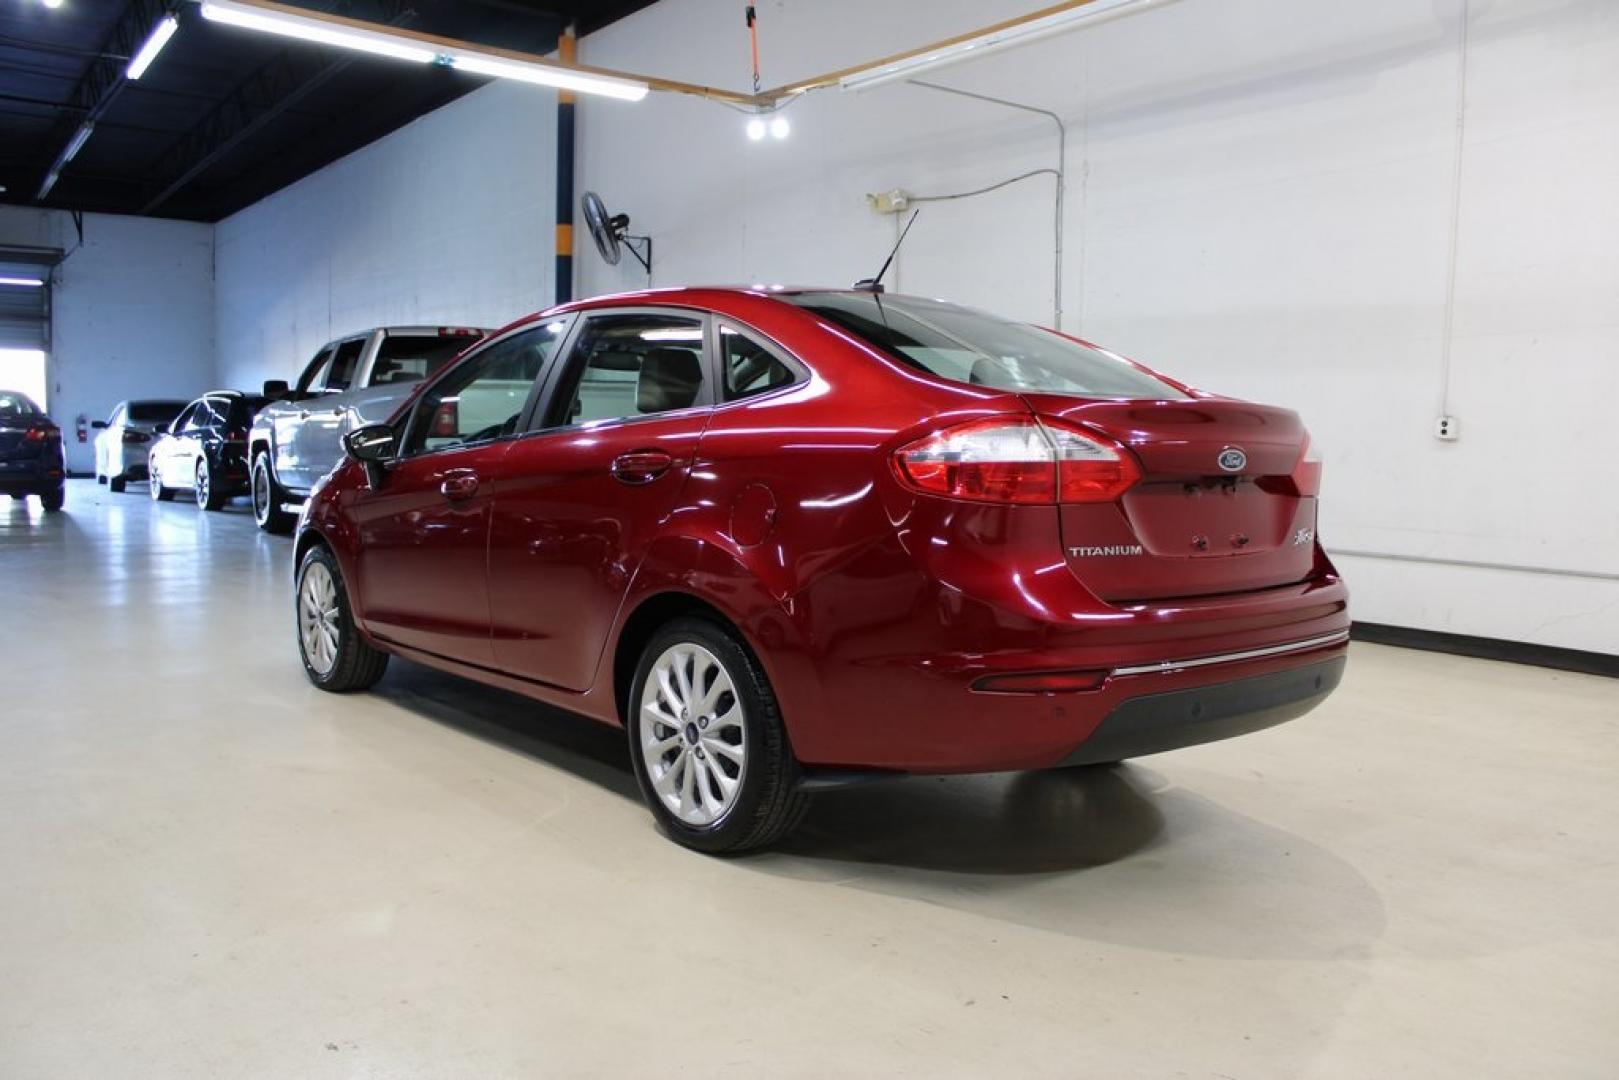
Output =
[{"x1": 581, "y1": 191, "x2": 652, "y2": 282}]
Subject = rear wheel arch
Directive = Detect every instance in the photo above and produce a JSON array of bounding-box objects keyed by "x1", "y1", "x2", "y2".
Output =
[{"x1": 613, "y1": 593, "x2": 749, "y2": 726}]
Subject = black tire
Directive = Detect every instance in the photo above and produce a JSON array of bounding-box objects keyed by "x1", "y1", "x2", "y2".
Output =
[
  {"x1": 627, "y1": 616, "x2": 810, "y2": 854},
  {"x1": 39, "y1": 486, "x2": 64, "y2": 512},
  {"x1": 295, "y1": 544, "x2": 389, "y2": 692},
  {"x1": 196, "y1": 458, "x2": 226, "y2": 511},
  {"x1": 108, "y1": 474, "x2": 127, "y2": 493},
  {"x1": 252, "y1": 452, "x2": 294, "y2": 534},
  {"x1": 96, "y1": 473, "x2": 106, "y2": 485},
  {"x1": 149, "y1": 467, "x2": 174, "y2": 502}
]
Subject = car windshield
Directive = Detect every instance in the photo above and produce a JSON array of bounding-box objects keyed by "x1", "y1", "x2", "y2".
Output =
[
  {"x1": 372, "y1": 334, "x2": 482, "y2": 385},
  {"x1": 130, "y1": 401, "x2": 187, "y2": 424},
  {"x1": 784, "y1": 292, "x2": 1187, "y2": 400},
  {"x1": 228, "y1": 397, "x2": 271, "y2": 425},
  {"x1": 0, "y1": 392, "x2": 42, "y2": 420}
]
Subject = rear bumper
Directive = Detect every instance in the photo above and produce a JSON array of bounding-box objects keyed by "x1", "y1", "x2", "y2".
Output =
[
  {"x1": 0, "y1": 458, "x2": 63, "y2": 494},
  {"x1": 1054, "y1": 654, "x2": 1345, "y2": 767}
]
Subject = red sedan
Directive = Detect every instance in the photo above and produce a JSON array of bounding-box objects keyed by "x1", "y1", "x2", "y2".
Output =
[{"x1": 294, "y1": 287, "x2": 1348, "y2": 852}]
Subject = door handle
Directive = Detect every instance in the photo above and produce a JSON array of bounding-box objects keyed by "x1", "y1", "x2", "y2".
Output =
[
  {"x1": 439, "y1": 469, "x2": 480, "y2": 501},
  {"x1": 610, "y1": 450, "x2": 674, "y2": 485}
]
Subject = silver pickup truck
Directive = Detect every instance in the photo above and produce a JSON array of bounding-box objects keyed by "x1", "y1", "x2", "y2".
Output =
[{"x1": 248, "y1": 325, "x2": 487, "y2": 531}]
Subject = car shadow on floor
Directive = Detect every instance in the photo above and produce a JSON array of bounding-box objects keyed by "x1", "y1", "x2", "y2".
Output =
[{"x1": 372, "y1": 659, "x2": 1164, "y2": 875}]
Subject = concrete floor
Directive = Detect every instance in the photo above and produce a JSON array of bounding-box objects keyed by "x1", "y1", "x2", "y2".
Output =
[{"x1": 2, "y1": 480, "x2": 1616, "y2": 1078}]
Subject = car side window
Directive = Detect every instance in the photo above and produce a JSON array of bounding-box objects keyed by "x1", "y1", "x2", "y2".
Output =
[
  {"x1": 296, "y1": 348, "x2": 334, "y2": 395},
  {"x1": 324, "y1": 339, "x2": 366, "y2": 393},
  {"x1": 718, "y1": 322, "x2": 798, "y2": 401},
  {"x1": 173, "y1": 403, "x2": 200, "y2": 434},
  {"x1": 544, "y1": 313, "x2": 709, "y2": 428},
  {"x1": 402, "y1": 325, "x2": 564, "y2": 456}
]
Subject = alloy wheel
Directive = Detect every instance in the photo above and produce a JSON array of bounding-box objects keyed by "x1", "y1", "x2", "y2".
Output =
[
  {"x1": 639, "y1": 643, "x2": 748, "y2": 827},
  {"x1": 251, "y1": 460, "x2": 269, "y2": 522},
  {"x1": 195, "y1": 462, "x2": 209, "y2": 508},
  {"x1": 298, "y1": 561, "x2": 341, "y2": 676}
]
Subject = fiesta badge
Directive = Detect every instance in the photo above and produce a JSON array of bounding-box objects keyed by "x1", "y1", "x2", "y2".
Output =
[{"x1": 1217, "y1": 446, "x2": 1248, "y2": 473}]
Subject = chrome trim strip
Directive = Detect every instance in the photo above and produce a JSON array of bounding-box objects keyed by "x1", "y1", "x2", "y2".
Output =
[{"x1": 1112, "y1": 631, "x2": 1349, "y2": 677}]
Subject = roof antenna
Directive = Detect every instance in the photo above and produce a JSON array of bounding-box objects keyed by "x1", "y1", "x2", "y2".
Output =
[{"x1": 854, "y1": 209, "x2": 919, "y2": 293}]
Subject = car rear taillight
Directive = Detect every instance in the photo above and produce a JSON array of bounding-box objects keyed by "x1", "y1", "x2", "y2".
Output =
[
  {"x1": 891, "y1": 417, "x2": 1140, "y2": 505},
  {"x1": 1293, "y1": 434, "x2": 1322, "y2": 498},
  {"x1": 122, "y1": 430, "x2": 150, "y2": 445},
  {"x1": 23, "y1": 425, "x2": 58, "y2": 444}
]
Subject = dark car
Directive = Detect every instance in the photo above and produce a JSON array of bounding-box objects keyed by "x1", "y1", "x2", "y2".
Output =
[
  {"x1": 0, "y1": 390, "x2": 65, "y2": 512},
  {"x1": 292, "y1": 287, "x2": 1348, "y2": 853},
  {"x1": 148, "y1": 391, "x2": 270, "y2": 510}
]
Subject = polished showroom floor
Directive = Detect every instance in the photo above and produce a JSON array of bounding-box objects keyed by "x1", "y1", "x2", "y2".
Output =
[{"x1": 2, "y1": 481, "x2": 1616, "y2": 1078}]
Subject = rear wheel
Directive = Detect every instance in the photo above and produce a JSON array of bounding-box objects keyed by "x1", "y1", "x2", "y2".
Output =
[
  {"x1": 39, "y1": 487, "x2": 64, "y2": 512},
  {"x1": 296, "y1": 544, "x2": 388, "y2": 692},
  {"x1": 108, "y1": 473, "x2": 126, "y2": 493},
  {"x1": 627, "y1": 617, "x2": 809, "y2": 853},
  {"x1": 252, "y1": 452, "x2": 294, "y2": 534},
  {"x1": 196, "y1": 458, "x2": 225, "y2": 511}
]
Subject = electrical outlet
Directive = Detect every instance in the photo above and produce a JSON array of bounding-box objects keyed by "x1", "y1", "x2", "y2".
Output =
[
  {"x1": 865, "y1": 188, "x2": 911, "y2": 215},
  {"x1": 1435, "y1": 415, "x2": 1459, "y2": 441}
]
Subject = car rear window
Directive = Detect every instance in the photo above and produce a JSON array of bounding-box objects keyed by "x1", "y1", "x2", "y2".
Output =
[
  {"x1": 784, "y1": 292, "x2": 1186, "y2": 400},
  {"x1": 130, "y1": 401, "x2": 186, "y2": 423},
  {"x1": 372, "y1": 334, "x2": 481, "y2": 385},
  {"x1": 228, "y1": 397, "x2": 271, "y2": 425},
  {"x1": 0, "y1": 392, "x2": 41, "y2": 419}
]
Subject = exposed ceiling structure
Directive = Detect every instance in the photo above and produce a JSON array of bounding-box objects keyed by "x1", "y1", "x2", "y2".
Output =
[{"x1": 0, "y1": 0, "x2": 657, "y2": 223}]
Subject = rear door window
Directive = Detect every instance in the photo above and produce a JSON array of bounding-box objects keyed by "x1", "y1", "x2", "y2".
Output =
[{"x1": 544, "y1": 313, "x2": 710, "y2": 427}]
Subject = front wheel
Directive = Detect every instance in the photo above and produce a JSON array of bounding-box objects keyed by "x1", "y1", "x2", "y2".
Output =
[
  {"x1": 627, "y1": 617, "x2": 809, "y2": 854},
  {"x1": 296, "y1": 544, "x2": 388, "y2": 692},
  {"x1": 196, "y1": 458, "x2": 225, "y2": 511},
  {"x1": 252, "y1": 452, "x2": 294, "y2": 533},
  {"x1": 149, "y1": 465, "x2": 174, "y2": 502}
]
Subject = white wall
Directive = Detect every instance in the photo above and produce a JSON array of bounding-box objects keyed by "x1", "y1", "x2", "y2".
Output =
[
  {"x1": 0, "y1": 206, "x2": 215, "y2": 473},
  {"x1": 569, "y1": 0, "x2": 1619, "y2": 654},
  {"x1": 213, "y1": 80, "x2": 559, "y2": 391}
]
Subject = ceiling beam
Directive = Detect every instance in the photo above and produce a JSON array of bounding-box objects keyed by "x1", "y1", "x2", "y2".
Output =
[{"x1": 33, "y1": 0, "x2": 172, "y2": 202}]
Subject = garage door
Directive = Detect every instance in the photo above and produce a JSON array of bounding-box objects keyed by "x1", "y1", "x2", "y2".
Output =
[{"x1": 0, "y1": 249, "x2": 58, "y2": 350}]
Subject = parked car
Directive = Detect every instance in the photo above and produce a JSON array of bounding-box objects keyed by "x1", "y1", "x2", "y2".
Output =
[
  {"x1": 248, "y1": 325, "x2": 487, "y2": 533},
  {"x1": 0, "y1": 390, "x2": 65, "y2": 512},
  {"x1": 92, "y1": 399, "x2": 188, "y2": 492},
  {"x1": 292, "y1": 287, "x2": 1349, "y2": 852},
  {"x1": 148, "y1": 391, "x2": 270, "y2": 510}
]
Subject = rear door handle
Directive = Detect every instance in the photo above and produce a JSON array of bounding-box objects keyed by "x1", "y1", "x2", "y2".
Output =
[
  {"x1": 611, "y1": 449, "x2": 674, "y2": 485},
  {"x1": 439, "y1": 469, "x2": 480, "y2": 501}
]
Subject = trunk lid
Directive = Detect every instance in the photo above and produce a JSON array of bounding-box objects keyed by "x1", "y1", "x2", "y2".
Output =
[{"x1": 1024, "y1": 393, "x2": 1318, "y2": 602}]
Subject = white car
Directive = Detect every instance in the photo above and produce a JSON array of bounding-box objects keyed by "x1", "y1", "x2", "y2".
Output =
[{"x1": 92, "y1": 399, "x2": 188, "y2": 492}]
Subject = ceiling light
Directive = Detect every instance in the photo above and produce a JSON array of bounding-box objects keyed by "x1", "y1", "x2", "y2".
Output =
[
  {"x1": 200, "y1": 0, "x2": 437, "y2": 64},
  {"x1": 0, "y1": 276, "x2": 46, "y2": 288},
  {"x1": 839, "y1": 0, "x2": 1171, "y2": 90},
  {"x1": 449, "y1": 52, "x2": 647, "y2": 102},
  {"x1": 62, "y1": 122, "x2": 94, "y2": 163},
  {"x1": 41, "y1": 0, "x2": 63, "y2": 9},
  {"x1": 126, "y1": 14, "x2": 179, "y2": 80},
  {"x1": 745, "y1": 117, "x2": 766, "y2": 141},
  {"x1": 769, "y1": 116, "x2": 790, "y2": 139},
  {"x1": 36, "y1": 169, "x2": 61, "y2": 200}
]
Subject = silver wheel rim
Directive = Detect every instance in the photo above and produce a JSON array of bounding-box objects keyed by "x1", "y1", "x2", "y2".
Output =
[
  {"x1": 196, "y1": 462, "x2": 209, "y2": 507},
  {"x1": 252, "y1": 461, "x2": 269, "y2": 521},
  {"x1": 639, "y1": 643, "x2": 747, "y2": 827},
  {"x1": 149, "y1": 469, "x2": 161, "y2": 498},
  {"x1": 299, "y1": 562, "x2": 341, "y2": 676}
]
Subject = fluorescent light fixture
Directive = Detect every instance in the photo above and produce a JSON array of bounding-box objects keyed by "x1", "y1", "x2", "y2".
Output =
[
  {"x1": 126, "y1": 15, "x2": 180, "y2": 80},
  {"x1": 0, "y1": 276, "x2": 46, "y2": 288},
  {"x1": 41, "y1": 0, "x2": 63, "y2": 9},
  {"x1": 449, "y1": 52, "x2": 648, "y2": 102},
  {"x1": 200, "y1": 0, "x2": 437, "y2": 64},
  {"x1": 839, "y1": 0, "x2": 1172, "y2": 90},
  {"x1": 62, "y1": 122, "x2": 94, "y2": 163},
  {"x1": 36, "y1": 168, "x2": 61, "y2": 200}
]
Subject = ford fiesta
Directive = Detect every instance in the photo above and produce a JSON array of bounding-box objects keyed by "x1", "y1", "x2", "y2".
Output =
[{"x1": 293, "y1": 287, "x2": 1348, "y2": 852}]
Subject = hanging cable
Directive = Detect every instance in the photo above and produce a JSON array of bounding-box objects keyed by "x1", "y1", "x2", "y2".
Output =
[{"x1": 745, "y1": 5, "x2": 761, "y2": 95}]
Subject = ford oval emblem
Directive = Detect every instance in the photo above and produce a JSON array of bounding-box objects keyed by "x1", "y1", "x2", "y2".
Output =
[{"x1": 1217, "y1": 447, "x2": 1247, "y2": 473}]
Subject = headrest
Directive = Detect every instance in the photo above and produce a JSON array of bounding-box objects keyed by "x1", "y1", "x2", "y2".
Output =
[{"x1": 637, "y1": 348, "x2": 703, "y2": 413}]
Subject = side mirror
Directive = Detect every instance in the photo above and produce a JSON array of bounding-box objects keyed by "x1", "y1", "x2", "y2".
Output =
[
  {"x1": 262, "y1": 379, "x2": 290, "y2": 400},
  {"x1": 343, "y1": 424, "x2": 397, "y2": 490},
  {"x1": 91, "y1": 420, "x2": 108, "y2": 430}
]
